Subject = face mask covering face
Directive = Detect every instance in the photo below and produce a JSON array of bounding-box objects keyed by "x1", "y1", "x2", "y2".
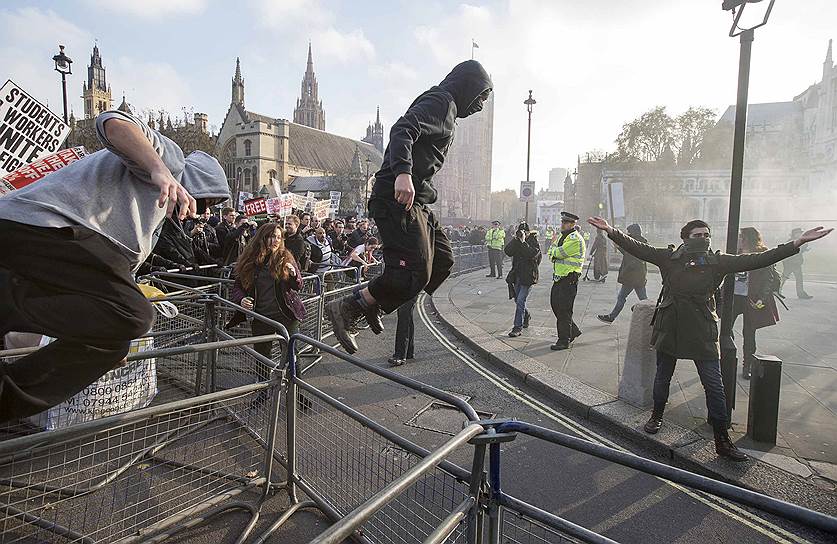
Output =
[{"x1": 683, "y1": 237, "x2": 710, "y2": 253}]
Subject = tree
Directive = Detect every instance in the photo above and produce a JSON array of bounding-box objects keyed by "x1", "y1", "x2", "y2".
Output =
[
  {"x1": 673, "y1": 107, "x2": 717, "y2": 167},
  {"x1": 614, "y1": 106, "x2": 675, "y2": 163},
  {"x1": 489, "y1": 189, "x2": 524, "y2": 225}
]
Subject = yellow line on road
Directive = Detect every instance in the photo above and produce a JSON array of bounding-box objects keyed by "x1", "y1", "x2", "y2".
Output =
[{"x1": 417, "y1": 292, "x2": 810, "y2": 544}]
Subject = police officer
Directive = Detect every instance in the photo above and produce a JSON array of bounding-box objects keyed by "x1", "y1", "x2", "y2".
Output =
[
  {"x1": 548, "y1": 212, "x2": 586, "y2": 351},
  {"x1": 588, "y1": 216, "x2": 832, "y2": 461},
  {"x1": 485, "y1": 220, "x2": 506, "y2": 278}
]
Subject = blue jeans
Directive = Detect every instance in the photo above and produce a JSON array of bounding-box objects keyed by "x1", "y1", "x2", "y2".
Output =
[
  {"x1": 653, "y1": 351, "x2": 729, "y2": 430},
  {"x1": 608, "y1": 284, "x2": 648, "y2": 319},
  {"x1": 513, "y1": 283, "x2": 531, "y2": 329}
]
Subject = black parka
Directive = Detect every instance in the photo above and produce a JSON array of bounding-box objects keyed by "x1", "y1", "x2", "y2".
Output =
[
  {"x1": 608, "y1": 229, "x2": 799, "y2": 360},
  {"x1": 504, "y1": 234, "x2": 542, "y2": 287}
]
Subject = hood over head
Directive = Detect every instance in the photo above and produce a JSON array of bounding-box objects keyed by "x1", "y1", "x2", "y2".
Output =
[
  {"x1": 627, "y1": 223, "x2": 642, "y2": 236},
  {"x1": 438, "y1": 60, "x2": 493, "y2": 118},
  {"x1": 181, "y1": 151, "x2": 231, "y2": 210}
]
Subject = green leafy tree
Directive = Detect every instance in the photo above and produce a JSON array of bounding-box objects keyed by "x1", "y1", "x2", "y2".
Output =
[
  {"x1": 674, "y1": 106, "x2": 717, "y2": 167},
  {"x1": 614, "y1": 106, "x2": 675, "y2": 163}
]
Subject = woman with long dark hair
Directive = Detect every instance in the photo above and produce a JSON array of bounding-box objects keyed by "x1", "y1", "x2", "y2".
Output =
[
  {"x1": 733, "y1": 227, "x2": 780, "y2": 379},
  {"x1": 230, "y1": 223, "x2": 305, "y2": 364}
]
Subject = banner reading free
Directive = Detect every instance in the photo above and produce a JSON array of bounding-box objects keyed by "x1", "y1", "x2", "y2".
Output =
[
  {"x1": 0, "y1": 146, "x2": 87, "y2": 196},
  {"x1": 0, "y1": 80, "x2": 70, "y2": 176}
]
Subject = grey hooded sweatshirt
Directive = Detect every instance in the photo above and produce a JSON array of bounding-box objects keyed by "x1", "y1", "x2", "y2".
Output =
[{"x1": 0, "y1": 110, "x2": 230, "y2": 269}]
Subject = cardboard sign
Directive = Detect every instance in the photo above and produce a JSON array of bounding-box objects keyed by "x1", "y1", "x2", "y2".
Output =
[
  {"x1": 279, "y1": 194, "x2": 293, "y2": 217},
  {"x1": 243, "y1": 197, "x2": 267, "y2": 217},
  {"x1": 0, "y1": 80, "x2": 70, "y2": 175},
  {"x1": 265, "y1": 196, "x2": 281, "y2": 215},
  {"x1": 237, "y1": 191, "x2": 253, "y2": 211},
  {"x1": 291, "y1": 193, "x2": 309, "y2": 211},
  {"x1": 313, "y1": 199, "x2": 330, "y2": 220},
  {"x1": 0, "y1": 146, "x2": 87, "y2": 195},
  {"x1": 329, "y1": 190, "x2": 342, "y2": 211}
]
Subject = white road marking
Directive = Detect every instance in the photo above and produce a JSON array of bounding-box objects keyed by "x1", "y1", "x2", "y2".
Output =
[{"x1": 417, "y1": 292, "x2": 810, "y2": 544}]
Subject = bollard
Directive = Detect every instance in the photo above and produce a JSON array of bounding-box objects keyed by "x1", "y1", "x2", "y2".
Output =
[
  {"x1": 618, "y1": 299, "x2": 658, "y2": 407},
  {"x1": 747, "y1": 354, "x2": 782, "y2": 445}
]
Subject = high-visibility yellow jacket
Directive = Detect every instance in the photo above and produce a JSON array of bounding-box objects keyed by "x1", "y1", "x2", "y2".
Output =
[
  {"x1": 548, "y1": 229, "x2": 586, "y2": 280},
  {"x1": 485, "y1": 227, "x2": 505, "y2": 250}
]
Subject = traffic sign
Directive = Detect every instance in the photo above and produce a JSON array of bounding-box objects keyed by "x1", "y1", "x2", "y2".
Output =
[{"x1": 519, "y1": 180, "x2": 535, "y2": 202}]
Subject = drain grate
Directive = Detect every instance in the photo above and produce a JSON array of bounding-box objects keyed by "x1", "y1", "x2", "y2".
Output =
[{"x1": 406, "y1": 400, "x2": 494, "y2": 436}]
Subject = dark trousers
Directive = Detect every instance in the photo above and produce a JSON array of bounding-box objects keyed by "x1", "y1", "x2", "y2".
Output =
[
  {"x1": 367, "y1": 199, "x2": 453, "y2": 314},
  {"x1": 781, "y1": 264, "x2": 807, "y2": 297},
  {"x1": 653, "y1": 350, "x2": 729, "y2": 430},
  {"x1": 393, "y1": 296, "x2": 417, "y2": 359},
  {"x1": 487, "y1": 248, "x2": 503, "y2": 277},
  {"x1": 550, "y1": 274, "x2": 581, "y2": 343},
  {"x1": 0, "y1": 220, "x2": 155, "y2": 422},
  {"x1": 608, "y1": 284, "x2": 648, "y2": 319},
  {"x1": 251, "y1": 317, "x2": 299, "y2": 381},
  {"x1": 732, "y1": 295, "x2": 756, "y2": 368}
]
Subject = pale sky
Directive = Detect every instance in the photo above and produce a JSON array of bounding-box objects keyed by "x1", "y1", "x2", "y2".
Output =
[{"x1": 1, "y1": 0, "x2": 834, "y2": 192}]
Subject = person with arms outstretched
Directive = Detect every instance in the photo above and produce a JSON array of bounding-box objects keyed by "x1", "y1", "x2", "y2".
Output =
[{"x1": 587, "y1": 215, "x2": 831, "y2": 461}]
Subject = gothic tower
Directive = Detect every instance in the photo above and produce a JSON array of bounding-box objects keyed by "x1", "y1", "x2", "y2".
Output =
[
  {"x1": 232, "y1": 57, "x2": 245, "y2": 106},
  {"x1": 82, "y1": 44, "x2": 111, "y2": 119},
  {"x1": 293, "y1": 43, "x2": 326, "y2": 130},
  {"x1": 361, "y1": 106, "x2": 384, "y2": 153}
]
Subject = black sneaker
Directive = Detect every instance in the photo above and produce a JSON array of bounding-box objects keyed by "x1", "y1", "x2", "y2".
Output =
[
  {"x1": 387, "y1": 357, "x2": 406, "y2": 367},
  {"x1": 508, "y1": 327, "x2": 522, "y2": 338},
  {"x1": 550, "y1": 342, "x2": 569, "y2": 351},
  {"x1": 325, "y1": 296, "x2": 363, "y2": 354},
  {"x1": 522, "y1": 310, "x2": 531, "y2": 329},
  {"x1": 597, "y1": 314, "x2": 614, "y2": 324}
]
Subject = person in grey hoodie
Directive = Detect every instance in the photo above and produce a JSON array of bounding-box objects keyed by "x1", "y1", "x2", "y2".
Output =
[{"x1": 0, "y1": 110, "x2": 230, "y2": 422}]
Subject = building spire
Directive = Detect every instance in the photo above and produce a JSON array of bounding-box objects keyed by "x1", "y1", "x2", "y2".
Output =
[
  {"x1": 232, "y1": 57, "x2": 245, "y2": 106},
  {"x1": 307, "y1": 41, "x2": 314, "y2": 73},
  {"x1": 827, "y1": 38, "x2": 833, "y2": 65},
  {"x1": 376, "y1": 105, "x2": 381, "y2": 124}
]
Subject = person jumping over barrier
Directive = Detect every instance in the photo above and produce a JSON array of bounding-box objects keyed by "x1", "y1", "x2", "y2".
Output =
[
  {"x1": 0, "y1": 109, "x2": 230, "y2": 423},
  {"x1": 325, "y1": 60, "x2": 493, "y2": 354}
]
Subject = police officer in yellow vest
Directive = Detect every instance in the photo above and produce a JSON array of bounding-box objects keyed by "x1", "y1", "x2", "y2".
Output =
[
  {"x1": 485, "y1": 220, "x2": 506, "y2": 279},
  {"x1": 548, "y1": 212, "x2": 586, "y2": 350}
]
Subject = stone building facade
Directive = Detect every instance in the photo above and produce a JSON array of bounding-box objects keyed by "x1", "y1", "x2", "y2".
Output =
[
  {"x1": 432, "y1": 92, "x2": 494, "y2": 222},
  {"x1": 292, "y1": 43, "x2": 326, "y2": 131}
]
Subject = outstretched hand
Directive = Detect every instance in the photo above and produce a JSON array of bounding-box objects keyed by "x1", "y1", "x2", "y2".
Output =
[
  {"x1": 795, "y1": 226, "x2": 833, "y2": 247},
  {"x1": 587, "y1": 216, "x2": 612, "y2": 233}
]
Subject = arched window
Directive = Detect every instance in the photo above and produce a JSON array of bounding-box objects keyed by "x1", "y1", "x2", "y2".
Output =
[
  {"x1": 243, "y1": 168, "x2": 252, "y2": 190},
  {"x1": 243, "y1": 139, "x2": 252, "y2": 156},
  {"x1": 222, "y1": 140, "x2": 236, "y2": 180}
]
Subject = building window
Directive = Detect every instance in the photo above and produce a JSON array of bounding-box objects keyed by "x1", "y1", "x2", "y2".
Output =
[
  {"x1": 244, "y1": 139, "x2": 252, "y2": 156},
  {"x1": 243, "y1": 168, "x2": 252, "y2": 190},
  {"x1": 268, "y1": 169, "x2": 277, "y2": 182}
]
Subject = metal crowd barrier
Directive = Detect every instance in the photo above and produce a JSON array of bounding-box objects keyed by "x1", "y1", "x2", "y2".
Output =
[{"x1": 0, "y1": 294, "x2": 290, "y2": 544}]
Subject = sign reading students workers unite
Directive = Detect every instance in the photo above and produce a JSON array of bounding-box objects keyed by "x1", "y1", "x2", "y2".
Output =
[{"x1": 0, "y1": 80, "x2": 70, "y2": 175}]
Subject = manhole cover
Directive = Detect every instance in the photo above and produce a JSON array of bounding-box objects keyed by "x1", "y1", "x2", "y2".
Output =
[{"x1": 406, "y1": 401, "x2": 494, "y2": 436}]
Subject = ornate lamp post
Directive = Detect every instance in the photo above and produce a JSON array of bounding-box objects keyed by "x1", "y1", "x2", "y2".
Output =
[
  {"x1": 719, "y1": 0, "x2": 776, "y2": 425},
  {"x1": 52, "y1": 45, "x2": 73, "y2": 124},
  {"x1": 523, "y1": 90, "x2": 536, "y2": 223}
]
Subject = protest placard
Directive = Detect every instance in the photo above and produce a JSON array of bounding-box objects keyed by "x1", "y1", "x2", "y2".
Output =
[
  {"x1": 329, "y1": 190, "x2": 342, "y2": 211},
  {"x1": 313, "y1": 199, "x2": 331, "y2": 220},
  {"x1": 291, "y1": 193, "x2": 309, "y2": 211},
  {"x1": 265, "y1": 197, "x2": 281, "y2": 216},
  {"x1": 0, "y1": 80, "x2": 70, "y2": 176},
  {"x1": 237, "y1": 191, "x2": 253, "y2": 211},
  {"x1": 0, "y1": 146, "x2": 87, "y2": 195},
  {"x1": 243, "y1": 197, "x2": 268, "y2": 217},
  {"x1": 279, "y1": 194, "x2": 293, "y2": 217}
]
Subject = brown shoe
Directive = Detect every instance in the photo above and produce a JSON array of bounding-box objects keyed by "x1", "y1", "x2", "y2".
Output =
[
  {"x1": 644, "y1": 409, "x2": 664, "y2": 434},
  {"x1": 714, "y1": 428, "x2": 749, "y2": 462}
]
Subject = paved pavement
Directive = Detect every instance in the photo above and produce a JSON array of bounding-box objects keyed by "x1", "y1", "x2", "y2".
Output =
[{"x1": 436, "y1": 258, "x2": 837, "y2": 491}]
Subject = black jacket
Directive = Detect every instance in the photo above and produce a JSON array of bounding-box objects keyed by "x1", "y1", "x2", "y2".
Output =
[
  {"x1": 608, "y1": 229, "x2": 798, "y2": 360},
  {"x1": 347, "y1": 229, "x2": 369, "y2": 249},
  {"x1": 616, "y1": 234, "x2": 648, "y2": 288},
  {"x1": 154, "y1": 216, "x2": 196, "y2": 268},
  {"x1": 215, "y1": 221, "x2": 235, "y2": 250},
  {"x1": 221, "y1": 224, "x2": 249, "y2": 266},
  {"x1": 504, "y1": 234, "x2": 542, "y2": 287},
  {"x1": 371, "y1": 60, "x2": 492, "y2": 206},
  {"x1": 285, "y1": 231, "x2": 311, "y2": 272}
]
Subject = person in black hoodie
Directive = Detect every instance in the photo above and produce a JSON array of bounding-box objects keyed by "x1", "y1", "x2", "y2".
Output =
[
  {"x1": 324, "y1": 60, "x2": 492, "y2": 354},
  {"x1": 598, "y1": 223, "x2": 649, "y2": 323},
  {"x1": 505, "y1": 223, "x2": 542, "y2": 337}
]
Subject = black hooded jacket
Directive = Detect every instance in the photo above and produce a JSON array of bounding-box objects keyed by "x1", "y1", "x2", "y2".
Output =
[{"x1": 371, "y1": 60, "x2": 493, "y2": 206}]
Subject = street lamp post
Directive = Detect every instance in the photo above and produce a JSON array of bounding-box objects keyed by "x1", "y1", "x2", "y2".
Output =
[
  {"x1": 365, "y1": 156, "x2": 371, "y2": 218},
  {"x1": 524, "y1": 90, "x2": 536, "y2": 224},
  {"x1": 52, "y1": 45, "x2": 73, "y2": 125},
  {"x1": 719, "y1": 0, "x2": 776, "y2": 426}
]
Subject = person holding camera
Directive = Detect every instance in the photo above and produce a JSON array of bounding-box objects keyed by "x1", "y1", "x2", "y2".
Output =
[
  {"x1": 588, "y1": 215, "x2": 832, "y2": 461},
  {"x1": 221, "y1": 215, "x2": 254, "y2": 266},
  {"x1": 505, "y1": 222, "x2": 542, "y2": 337}
]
